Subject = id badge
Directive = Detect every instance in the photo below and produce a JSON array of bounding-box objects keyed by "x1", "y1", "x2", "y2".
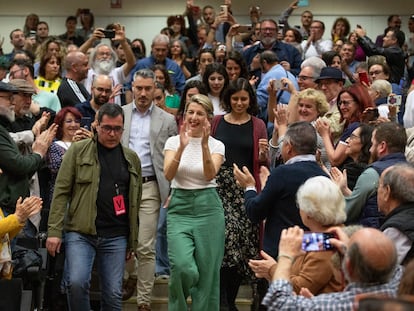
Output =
[{"x1": 113, "y1": 194, "x2": 126, "y2": 216}]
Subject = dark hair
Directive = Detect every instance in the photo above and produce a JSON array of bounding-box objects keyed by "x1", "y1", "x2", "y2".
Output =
[
  {"x1": 224, "y1": 50, "x2": 249, "y2": 80},
  {"x1": 259, "y1": 50, "x2": 279, "y2": 64},
  {"x1": 313, "y1": 20, "x2": 325, "y2": 31},
  {"x1": 39, "y1": 53, "x2": 62, "y2": 79},
  {"x1": 331, "y1": 17, "x2": 351, "y2": 40},
  {"x1": 9, "y1": 28, "x2": 23, "y2": 40},
  {"x1": 131, "y1": 38, "x2": 147, "y2": 59},
  {"x1": 160, "y1": 27, "x2": 174, "y2": 37},
  {"x1": 80, "y1": 11, "x2": 94, "y2": 28},
  {"x1": 177, "y1": 80, "x2": 208, "y2": 116},
  {"x1": 54, "y1": 107, "x2": 83, "y2": 140},
  {"x1": 66, "y1": 15, "x2": 77, "y2": 23},
  {"x1": 374, "y1": 122, "x2": 407, "y2": 154},
  {"x1": 337, "y1": 83, "x2": 374, "y2": 125},
  {"x1": 222, "y1": 78, "x2": 259, "y2": 115},
  {"x1": 167, "y1": 15, "x2": 186, "y2": 36},
  {"x1": 285, "y1": 28, "x2": 302, "y2": 44},
  {"x1": 10, "y1": 58, "x2": 34, "y2": 78},
  {"x1": 387, "y1": 27, "x2": 405, "y2": 47},
  {"x1": 152, "y1": 64, "x2": 175, "y2": 94},
  {"x1": 356, "y1": 124, "x2": 374, "y2": 163},
  {"x1": 285, "y1": 121, "x2": 317, "y2": 155},
  {"x1": 97, "y1": 103, "x2": 124, "y2": 123},
  {"x1": 347, "y1": 242, "x2": 396, "y2": 284},
  {"x1": 322, "y1": 50, "x2": 341, "y2": 67},
  {"x1": 12, "y1": 50, "x2": 35, "y2": 65},
  {"x1": 202, "y1": 63, "x2": 229, "y2": 98}
]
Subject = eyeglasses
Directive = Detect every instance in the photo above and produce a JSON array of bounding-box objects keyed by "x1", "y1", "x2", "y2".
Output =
[
  {"x1": 297, "y1": 75, "x2": 314, "y2": 81},
  {"x1": 349, "y1": 133, "x2": 360, "y2": 141},
  {"x1": 0, "y1": 95, "x2": 13, "y2": 101},
  {"x1": 64, "y1": 119, "x2": 81, "y2": 124},
  {"x1": 95, "y1": 87, "x2": 112, "y2": 93},
  {"x1": 369, "y1": 70, "x2": 383, "y2": 76},
  {"x1": 9, "y1": 68, "x2": 24, "y2": 77},
  {"x1": 99, "y1": 124, "x2": 124, "y2": 134},
  {"x1": 338, "y1": 100, "x2": 355, "y2": 107},
  {"x1": 261, "y1": 27, "x2": 276, "y2": 32}
]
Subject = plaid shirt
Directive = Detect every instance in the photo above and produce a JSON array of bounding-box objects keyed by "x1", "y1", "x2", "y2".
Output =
[{"x1": 263, "y1": 265, "x2": 403, "y2": 310}]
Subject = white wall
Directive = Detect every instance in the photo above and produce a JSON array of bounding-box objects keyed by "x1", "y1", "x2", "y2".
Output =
[{"x1": 0, "y1": 0, "x2": 412, "y2": 54}]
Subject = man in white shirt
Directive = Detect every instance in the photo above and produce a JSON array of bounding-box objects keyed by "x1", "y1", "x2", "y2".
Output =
[{"x1": 301, "y1": 20, "x2": 332, "y2": 59}]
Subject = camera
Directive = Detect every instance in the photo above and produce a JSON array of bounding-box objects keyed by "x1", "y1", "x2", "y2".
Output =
[
  {"x1": 102, "y1": 30, "x2": 115, "y2": 39},
  {"x1": 302, "y1": 232, "x2": 336, "y2": 252}
]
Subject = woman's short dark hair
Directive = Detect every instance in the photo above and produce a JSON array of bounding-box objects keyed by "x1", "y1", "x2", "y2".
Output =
[
  {"x1": 222, "y1": 78, "x2": 258, "y2": 115},
  {"x1": 178, "y1": 80, "x2": 208, "y2": 116},
  {"x1": 202, "y1": 63, "x2": 229, "y2": 98},
  {"x1": 223, "y1": 50, "x2": 249, "y2": 80}
]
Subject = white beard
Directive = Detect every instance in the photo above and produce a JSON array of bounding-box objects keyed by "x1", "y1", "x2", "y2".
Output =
[
  {"x1": 93, "y1": 59, "x2": 115, "y2": 75},
  {"x1": 0, "y1": 106, "x2": 15, "y2": 122}
]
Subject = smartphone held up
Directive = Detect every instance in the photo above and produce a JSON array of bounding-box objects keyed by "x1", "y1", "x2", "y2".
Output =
[{"x1": 302, "y1": 232, "x2": 336, "y2": 252}]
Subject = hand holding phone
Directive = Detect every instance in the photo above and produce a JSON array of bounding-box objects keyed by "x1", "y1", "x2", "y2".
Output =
[
  {"x1": 358, "y1": 72, "x2": 370, "y2": 86},
  {"x1": 101, "y1": 29, "x2": 115, "y2": 39}
]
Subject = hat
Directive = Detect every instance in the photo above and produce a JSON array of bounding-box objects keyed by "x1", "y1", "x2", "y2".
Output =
[
  {"x1": 315, "y1": 67, "x2": 345, "y2": 83},
  {"x1": 8, "y1": 79, "x2": 36, "y2": 94},
  {"x1": 0, "y1": 81, "x2": 17, "y2": 93},
  {"x1": 0, "y1": 56, "x2": 10, "y2": 70}
]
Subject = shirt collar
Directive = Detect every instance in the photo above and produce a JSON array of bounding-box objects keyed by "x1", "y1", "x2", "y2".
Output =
[{"x1": 285, "y1": 154, "x2": 316, "y2": 165}]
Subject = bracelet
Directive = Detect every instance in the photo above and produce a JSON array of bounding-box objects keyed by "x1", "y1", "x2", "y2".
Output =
[{"x1": 277, "y1": 253, "x2": 295, "y2": 262}]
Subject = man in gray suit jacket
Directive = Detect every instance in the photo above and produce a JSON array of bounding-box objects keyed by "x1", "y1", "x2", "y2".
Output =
[{"x1": 121, "y1": 68, "x2": 177, "y2": 310}]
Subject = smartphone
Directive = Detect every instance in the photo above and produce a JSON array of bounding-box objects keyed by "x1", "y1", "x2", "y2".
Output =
[
  {"x1": 29, "y1": 30, "x2": 36, "y2": 39},
  {"x1": 238, "y1": 25, "x2": 253, "y2": 33},
  {"x1": 358, "y1": 72, "x2": 370, "y2": 86},
  {"x1": 273, "y1": 79, "x2": 282, "y2": 89},
  {"x1": 80, "y1": 117, "x2": 92, "y2": 130},
  {"x1": 102, "y1": 30, "x2": 115, "y2": 39},
  {"x1": 220, "y1": 5, "x2": 228, "y2": 16},
  {"x1": 297, "y1": 0, "x2": 309, "y2": 7},
  {"x1": 302, "y1": 232, "x2": 336, "y2": 252},
  {"x1": 387, "y1": 94, "x2": 402, "y2": 106}
]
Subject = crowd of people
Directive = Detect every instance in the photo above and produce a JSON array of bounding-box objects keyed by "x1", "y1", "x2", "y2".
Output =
[{"x1": 1, "y1": 1, "x2": 414, "y2": 310}]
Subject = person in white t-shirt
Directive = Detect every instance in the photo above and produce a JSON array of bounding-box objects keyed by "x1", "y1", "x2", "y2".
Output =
[{"x1": 163, "y1": 94, "x2": 225, "y2": 310}]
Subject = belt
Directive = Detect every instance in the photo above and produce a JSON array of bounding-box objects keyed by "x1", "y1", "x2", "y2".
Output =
[{"x1": 142, "y1": 175, "x2": 157, "y2": 183}]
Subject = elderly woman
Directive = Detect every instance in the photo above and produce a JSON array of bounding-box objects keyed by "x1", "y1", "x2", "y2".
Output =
[
  {"x1": 249, "y1": 176, "x2": 345, "y2": 295},
  {"x1": 269, "y1": 88, "x2": 330, "y2": 169}
]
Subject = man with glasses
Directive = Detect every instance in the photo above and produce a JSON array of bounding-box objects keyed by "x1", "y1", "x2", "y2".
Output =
[
  {"x1": 314, "y1": 67, "x2": 345, "y2": 144},
  {"x1": 121, "y1": 69, "x2": 177, "y2": 310},
  {"x1": 243, "y1": 19, "x2": 302, "y2": 77},
  {"x1": 46, "y1": 103, "x2": 142, "y2": 311},
  {"x1": 75, "y1": 74, "x2": 113, "y2": 129}
]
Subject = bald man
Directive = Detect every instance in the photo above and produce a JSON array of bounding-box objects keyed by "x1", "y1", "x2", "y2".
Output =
[
  {"x1": 57, "y1": 51, "x2": 91, "y2": 107},
  {"x1": 378, "y1": 163, "x2": 414, "y2": 265},
  {"x1": 75, "y1": 74, "x2": 112, "y2": 129},
  {"x1": 262, "y1": 226, "x2": 402, "y2": 310}
]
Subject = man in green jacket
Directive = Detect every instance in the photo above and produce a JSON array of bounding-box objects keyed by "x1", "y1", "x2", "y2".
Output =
[{"x1": 46, "y1": 103, "x2": 142, "y2": 311}]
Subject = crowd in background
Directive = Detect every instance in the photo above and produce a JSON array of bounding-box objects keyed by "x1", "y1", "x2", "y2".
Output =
[{"x1": 1, "y1": 0, "x2": 414, "y2": 310}]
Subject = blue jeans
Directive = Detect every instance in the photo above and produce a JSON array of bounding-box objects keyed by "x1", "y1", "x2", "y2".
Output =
[
  {"x1": 64, "y1": 232, "x2": 127, "y2": 311},
  {"x1": 155, "y1": 205, "x2": 170, "y2": 276}
]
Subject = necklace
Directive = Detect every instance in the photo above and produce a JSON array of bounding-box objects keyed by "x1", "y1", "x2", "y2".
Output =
[{"x1": 225, "y1": 114, "x2": 251, "y2": 125}]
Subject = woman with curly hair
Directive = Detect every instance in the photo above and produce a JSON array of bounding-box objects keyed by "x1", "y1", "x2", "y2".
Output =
[
  {"x1": 331, "y1": 17, "x2": 351, "y2": 43},
  {"x1": 34, "y1": 53, "x2": 63, "y2": 94}
]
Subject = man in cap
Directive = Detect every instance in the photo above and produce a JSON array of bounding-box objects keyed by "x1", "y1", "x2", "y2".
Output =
[
  {"x1": 0, "y1": 81, "x2": 56, "y2": 238},
  {"x1": 314, "y1": 67, "x2": 345, "y2": 144}
]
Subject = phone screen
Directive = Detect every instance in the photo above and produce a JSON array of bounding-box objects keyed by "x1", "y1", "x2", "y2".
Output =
[
  {"x1": 297, "y1": 0, "x2": 309, "y2": 7},
  {"x1": 302, "y1": 232, "x2": 336, "y2": 252}
]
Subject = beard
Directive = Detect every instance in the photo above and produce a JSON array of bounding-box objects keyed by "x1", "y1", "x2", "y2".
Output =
[
  {"x1": 93, "y1": 59, "x2": 115, "y2": 75},
  {"x1": 261, "y1": 36, "x2": 276, "y2": 47},
  {"x1": 0, "y1": 105, "x2": 15, "y2": 122}
]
